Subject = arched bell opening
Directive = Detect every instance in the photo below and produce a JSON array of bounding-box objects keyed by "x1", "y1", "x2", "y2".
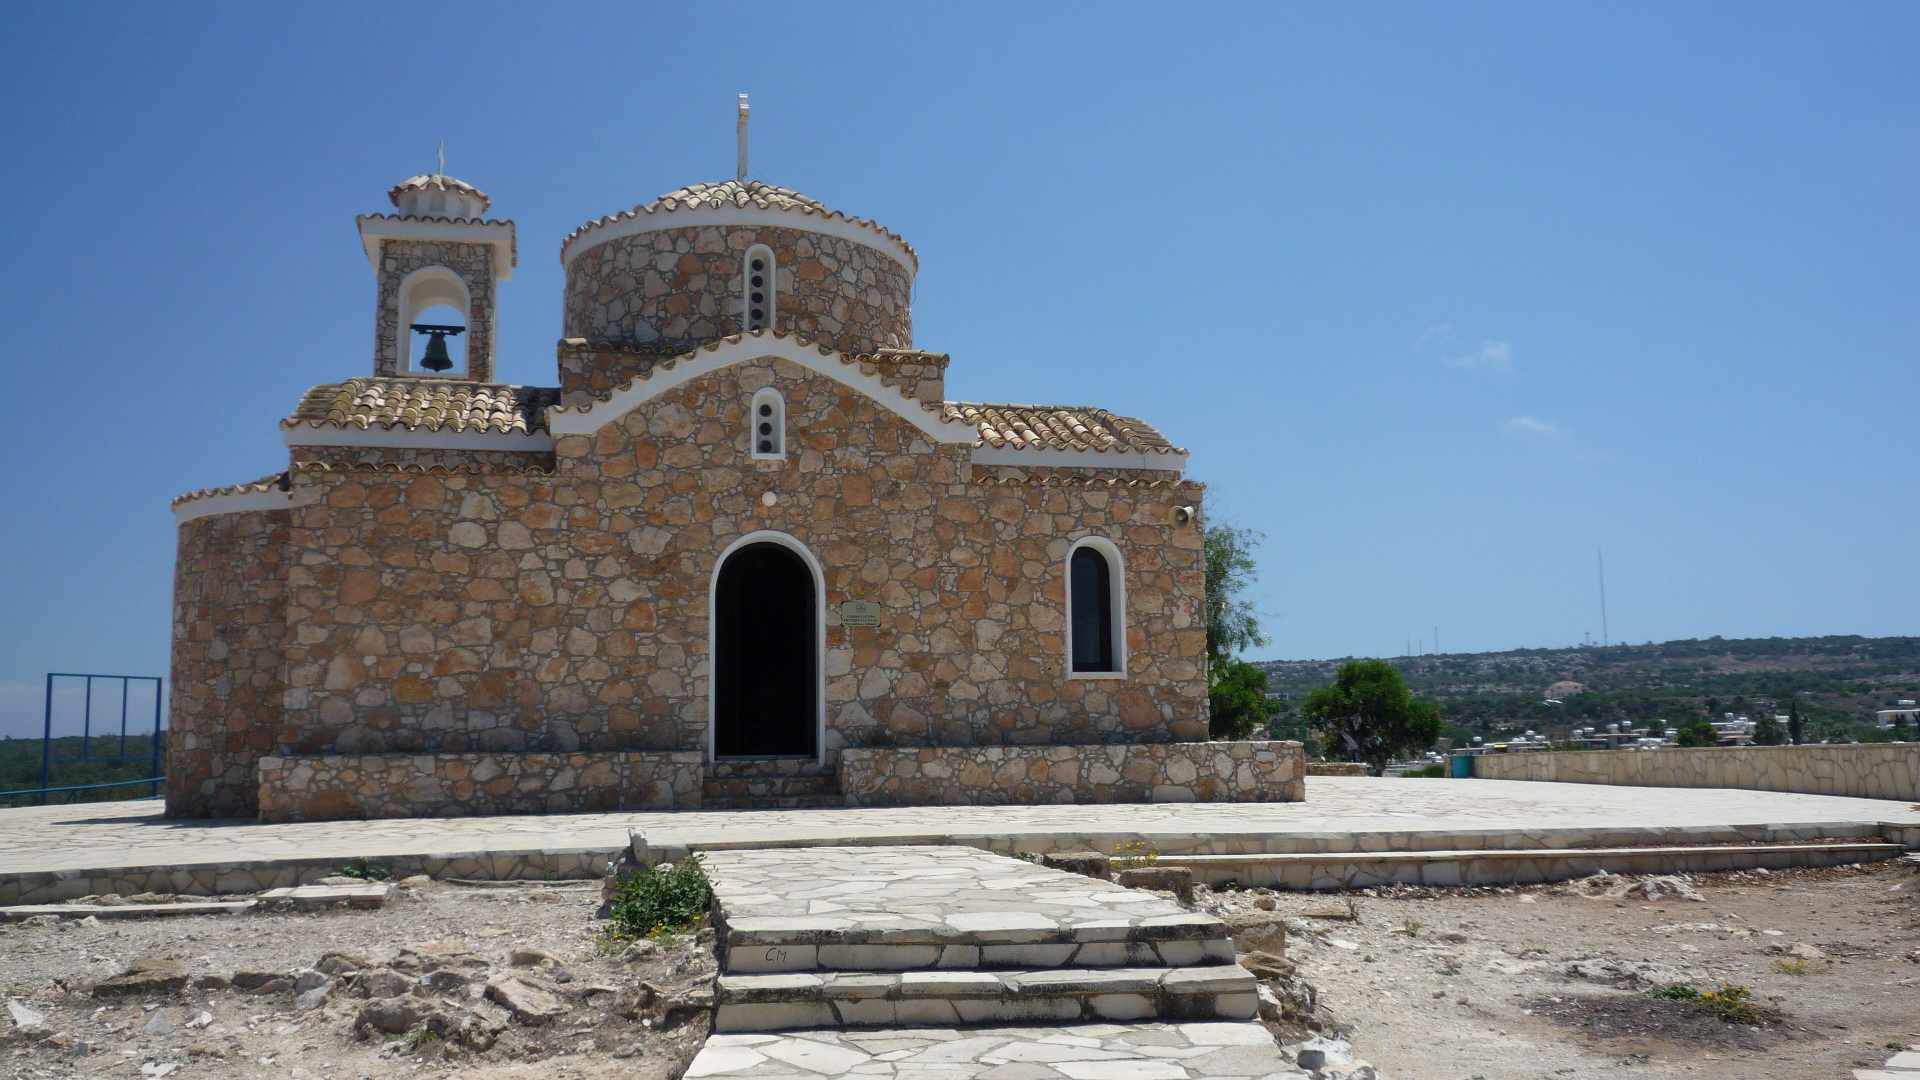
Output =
[
  {"x1": 710, "y1": 536, "x2": 822, "y2": 760},
  {"x1": 398, "y1": 267, "x2": 470, "y2": 377}
]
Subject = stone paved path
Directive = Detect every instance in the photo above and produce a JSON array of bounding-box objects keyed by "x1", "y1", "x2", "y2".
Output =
[
  {"x1": 686, "y1": 1022, "x2": 1309, "y2": 1080},
  {"x1": 3, "y1": 777, "x2": 1915, "y2": 877}
]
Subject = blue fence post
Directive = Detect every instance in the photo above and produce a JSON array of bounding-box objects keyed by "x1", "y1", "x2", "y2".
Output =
[{"x1": 38, "y1": 674, "x2": 53, "y2": 806}]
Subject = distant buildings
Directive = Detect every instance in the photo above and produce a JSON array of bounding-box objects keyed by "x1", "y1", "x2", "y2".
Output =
[{"x1": 1875, "y1": 700, "x2": 1919, "y2": 730}]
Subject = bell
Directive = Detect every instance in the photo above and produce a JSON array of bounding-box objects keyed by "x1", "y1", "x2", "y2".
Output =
[{"x1": 419, "y1": 331, "x2": 453, "y2": 372}]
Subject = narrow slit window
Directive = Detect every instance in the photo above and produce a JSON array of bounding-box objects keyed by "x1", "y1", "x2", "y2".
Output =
[
  {"x1": 744, "y1": 244, "x2": 775, "y2": 332},
  {"x1": 1069, "y1": 545, "x2": 1118, "y2": 674},
  {"x1": 750, "y1": 388, "x2": 785, "y2": 459}
]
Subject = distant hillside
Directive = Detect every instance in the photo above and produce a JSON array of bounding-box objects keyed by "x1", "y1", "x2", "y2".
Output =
[{"x1": 1254, "y1": 635, "x2": 1920, "y2": 745}]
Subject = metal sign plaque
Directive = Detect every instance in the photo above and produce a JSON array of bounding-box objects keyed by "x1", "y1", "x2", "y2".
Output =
[{"x1": 839, "y1": 601, "x2": 881, "y2": 627}]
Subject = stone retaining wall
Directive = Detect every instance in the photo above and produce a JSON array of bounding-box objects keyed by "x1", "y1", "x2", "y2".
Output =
[
  {"x1": 838, "y1": 741, "x2": 1304, "y2": 807},
  {"x1": 1473, "y1": 744, "x2": 1920, "y2": 802},
  {"x1": 1305, "y1": 762, "x2": 1367, "y2": 777},
  {"x1": 255, "y1": 751, "x2": 704, "y2": 822}
]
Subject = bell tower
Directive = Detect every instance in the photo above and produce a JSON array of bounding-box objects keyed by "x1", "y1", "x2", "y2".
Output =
[{"x1": 355, "y1": 172, "x2": 515, "y2": 382}]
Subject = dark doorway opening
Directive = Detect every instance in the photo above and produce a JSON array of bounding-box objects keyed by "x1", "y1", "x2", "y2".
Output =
[{"x1": 713, "y1": 542, "x2": 817, "y2": 758}]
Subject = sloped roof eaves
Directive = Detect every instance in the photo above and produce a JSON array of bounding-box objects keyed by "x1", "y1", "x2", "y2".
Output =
[
  {"x1": 942, "y1": 402, "x2": 1184, "y2": 457},
  {"x1": 170, "y1": 472, "x2": 290, "y2": 510},
  {"x1": 284, "y1": 378, "x2": 560, "y2": 436}
]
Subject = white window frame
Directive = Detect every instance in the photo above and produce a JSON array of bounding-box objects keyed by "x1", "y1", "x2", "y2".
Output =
[
  {"x1": 749, "y1": 387, "x2": 786, "y2": 460},
  {"x1": 1064, "y1": 536, "x2": 1128, "y2": 680},
  {"x1": 742, "y1": 243, "x2": 775, "y2": 333}
]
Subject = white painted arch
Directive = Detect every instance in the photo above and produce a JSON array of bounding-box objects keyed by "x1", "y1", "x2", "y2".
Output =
[
  {"x1": 548, "y1": 333, "x2": 975, "y2": 445},
  {"x1": 562, "y1": 203, "x2": 916, "y2": 275},
  {"x1": 1064, "y1": 534, "x2": 1129, "y2": 680},
  {"x1": 706, "y1": 529, "x2": 828, "y2": 765},
  {"x1": 397, "y1": 266, "x2": 470, "y2": 376}
]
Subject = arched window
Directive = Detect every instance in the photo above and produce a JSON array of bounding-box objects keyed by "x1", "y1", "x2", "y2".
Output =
[
  {"x1": 743, "y1": 244, "x2": 775, "y2": 333},
  {"x1": 1067, "y1": 539, "x2": 1127, "y2": 677},
  {"x1": 750, "y1": 387, "x2": 785, "y2": 460}
]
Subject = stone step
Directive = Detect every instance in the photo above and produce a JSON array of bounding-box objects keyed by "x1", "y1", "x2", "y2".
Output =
[
  {"x1": 1, "y1": 900, "x2": 257, "y2": 921},
  {"x1": 704, "y1": 776, "x2": 843, "y2": 799},
  {"x1": 1157, "y1": 840, "x2": 1907, "y2": 891},
  {"x1": 705, "y1": 794, "x2": 849, "y2": 811},
  {"x1": 708, "y1": 758, "x2": 836, "y2": 780},
  {"x1": 713, "y1": 964, "x2": 1260, "y2": 1032},
  {"x1": 726, "y1": 911, "x2": 1234, "y2": 973}
]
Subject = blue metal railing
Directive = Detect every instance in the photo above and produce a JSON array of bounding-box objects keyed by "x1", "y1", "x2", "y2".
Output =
[
  {"x1": 0, "y1": 776, "x2": 167, "y2": 802},
  {"x1": 37, "y1": 673, "x2": 165, "y2": 805}
]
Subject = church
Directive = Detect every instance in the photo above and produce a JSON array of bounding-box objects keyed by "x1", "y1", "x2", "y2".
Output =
[{"x1": 166, "y1": 134, "x2": 1303, "y2": 821}]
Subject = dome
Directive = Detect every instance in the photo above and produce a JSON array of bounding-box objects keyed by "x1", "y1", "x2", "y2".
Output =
[
  {"x1": 387, "y1": 174, "x2": 490, "y2": 220},
  {"x1": 647, "y1": 180, "x2": 830, "y2": 214}
]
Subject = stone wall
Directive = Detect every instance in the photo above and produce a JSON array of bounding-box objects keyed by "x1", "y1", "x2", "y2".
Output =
[
  {"x1": 275, "y1": 355, "x2": 1209, "y2": 765},
  {"x1": 838, "y1": 741, "x2": 1304, "y2": 807},
  {"x1": 562, "y1": 225, "x2": 912, "y2": 368},
  {"x1": 166, "y1": 508, "x2": 289, "y2": 818},
  {"x1": 1474, "y1": 744, "x2": 1920, "y2": 802},
  {"x1": 254, "y1": 750, "x2": 704, "y2": 822},
  {"x1": 374, "y1": 239, "x2": 496, "y2": 382}
]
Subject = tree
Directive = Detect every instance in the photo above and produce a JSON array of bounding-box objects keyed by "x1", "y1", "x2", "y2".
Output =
[
  {"x1": 1300, "y1": 659, "x2": 1441, "y2": 776},
  {"x1": 1201, "y1": 525, "x2": 1274, "y2": 740},
  {"x1": 1203, "y1": 525, "x2": 1265, "y2": 670},
  {"x1": 1209, "y1": 660, "x2": 1282, "y2": 740},
  {"x1": 1752, "y1": 713, "x2": 1786, "y2": 746},
  {"x1": 1787, "y1": 699, "x2": 1804, "y2": 745},
  {"x1": 1674, "y1": 718, "x2": 1718, "y2": 747}
]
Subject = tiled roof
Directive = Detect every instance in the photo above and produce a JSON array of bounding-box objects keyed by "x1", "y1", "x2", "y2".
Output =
[
  {"x1": 653, "y1": 181, "x2": 828, "y2": 213},
  {"x1": 981, "y1": 474, "x2": 1204, "y2": 489},
  {"x1": 388, "y1": 174, "x2": 489, "y2": 210},
  {"x1": 293, "y1": 460, "x2": 553, "y2": 478},
  {"x1": 562, "y1": 180, "x2": 914, "y2": 267},
  {"x1": 170, "y1": 472, "x2": 289, "y2": 510},
  {"x1": 943, "y1": 403, "x2": 1182, "y2": 457},
  {"x1": 285, "y1": 378, "x2": 559, "y2": 435}
]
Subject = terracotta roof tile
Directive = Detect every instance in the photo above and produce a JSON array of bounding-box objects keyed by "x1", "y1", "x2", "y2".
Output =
[
  {"x1": 170, "y1": 472, "x2": 289, "y2": 510},
  {"x1": 943, "y1": 402, "x2": 1182, "y2": 456},
  {"x1": 285, "y1": 378, "x2": 559, "y2": 435},
  {"x1": 563, "y1": 180, "x2": 914, "y2": 267},
  {"x1": 388, "y1": 174, "x2": 488, "y2": 210}
]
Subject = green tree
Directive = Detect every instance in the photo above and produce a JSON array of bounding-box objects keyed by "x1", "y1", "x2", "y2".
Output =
[
  {"x1": 1300, "y1": 659, "x2": 1441, "y2": 776},
  {"x1": 1752, "y1": 713, "x2": 1786, "y2": 746},
  {"x1": 1674, "y1": 718, "x2": 1718, "y2": 747},
  {"x1": 1787, "y1": 699, "x2": 1804, "y2": 745},
  {"x1": 1201, "y1": 525, "x2": 1275, "y2": 740},
  {"x1": 1203, "y1": 525, "x2": 1265, "y2": 669},
  {"x1": 1208, "y1": 660, "x2": 1282, "y2": 740}
]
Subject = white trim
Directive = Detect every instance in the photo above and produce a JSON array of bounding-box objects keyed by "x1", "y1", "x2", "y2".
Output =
[
  {"x1": 749, "y1": 387, "x2": 786, "y2": 460},
  {"x1": 1064, "y1": 535, "x2": 1129, "y2": 680},
  {"x1": 706, "y1": 530, "x2": 828, "y2": 766},
  {"x1": 548, "y1": 333, "x2": 974, "y2": 444},
  {"x1": 562, "y1": 204, "x2": 915, "y2": 274},
  {"x1": 281, "y1": 423, "x2": 553, "y2": 452},
  {"x1": 970, "y1": 445, "x2": 1188, "y2": 472},
  {"x1": 356, "y1": 216, "x2": 516, "y2": 280},
  {"x1": 742, "y1": 243, "x2": 776, "y2": 333},
  {"x1": 173, "y1": 487, "x2": 292, "y2": 524}
]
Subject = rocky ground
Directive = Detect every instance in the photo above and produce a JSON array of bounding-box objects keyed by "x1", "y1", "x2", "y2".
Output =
[
  {"x1": 0, "y1": 875, "x2": 715, "y2": 1079},
  {"x1": 1202, "y1": 856, "x2": 1920, "y2": 1079}
]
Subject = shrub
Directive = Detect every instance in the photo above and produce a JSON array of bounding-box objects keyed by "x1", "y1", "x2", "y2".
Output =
[
  {"x1": 335, "y1": 858, "x2": 391, "y2": 881},
  {"x1": 1401, "y1": 763, "x2": 1446, "y2": 778},
  {"x1": 1646, "y1": 982, "x2": 1782, "y2": 1024},
  {"x1": 606, "y1": 855, "x2": 713, "y2": 941},
  {"x1": 1111, "y1": 840, "x2": 1160, "y2": 870}
]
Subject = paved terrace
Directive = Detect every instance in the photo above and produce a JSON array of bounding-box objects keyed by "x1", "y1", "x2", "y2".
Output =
[{"x1": 3, "y1": 777, "x2": 1916, "y2": 883}]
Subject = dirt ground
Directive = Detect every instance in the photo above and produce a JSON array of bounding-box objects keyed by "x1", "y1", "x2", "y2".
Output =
[
  {"x1": 1200, "y1": 857, "x2": 1920, "y2": 1080},
  {"x1": 0, "y1": 876, "x2": 713, "y2": 1080}
]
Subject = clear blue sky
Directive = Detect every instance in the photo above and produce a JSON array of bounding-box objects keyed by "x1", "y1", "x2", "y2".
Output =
[{"x1": 2, "y1": 4, "x2": 1916, "y2": 737}]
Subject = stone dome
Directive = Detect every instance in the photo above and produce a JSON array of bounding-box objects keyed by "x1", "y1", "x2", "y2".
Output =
[
  {"x1": 559, "y1": 179, "x2": 916, "y2": 365},
  {"x1": 387, "y1": 175, "x2": 490, "y2": 220}
]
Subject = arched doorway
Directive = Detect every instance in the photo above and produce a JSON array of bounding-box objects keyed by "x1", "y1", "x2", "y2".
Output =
[{"x1": 712, "y1": 541, "x2": 818, "y2": 758}]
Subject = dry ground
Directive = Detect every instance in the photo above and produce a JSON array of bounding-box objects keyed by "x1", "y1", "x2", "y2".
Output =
[
  {"x1": 0, "y1": 876, "x2": 712, "y2": 1080},
  {"x1": 1201, "y1": 858, "x2": 1920, "y2": 1080}
]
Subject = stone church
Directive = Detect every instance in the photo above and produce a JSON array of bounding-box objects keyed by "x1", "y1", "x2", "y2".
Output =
[{"x1": 167, "y1": 165, "x2": 1303, "y2": 821}]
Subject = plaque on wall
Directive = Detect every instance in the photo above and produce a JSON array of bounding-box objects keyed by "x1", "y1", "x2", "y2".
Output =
[{"x1": 839, "y1": 601, "x2": 882, "y2": 627}]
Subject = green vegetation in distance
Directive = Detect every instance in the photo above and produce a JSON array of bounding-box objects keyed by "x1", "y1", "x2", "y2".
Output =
[
  {"x1": 1300, "y1": 659, "x2": 1443, "y2": 775},
  {"x1": 1256, "y1": 635, "x2": 1920, "y2": 750},
  {"x1": 0, "y1": 733, "x2": 167, "y2": 808}
]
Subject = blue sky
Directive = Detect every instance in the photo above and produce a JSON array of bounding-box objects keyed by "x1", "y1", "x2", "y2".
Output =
[{"x1": 2, "y1": 4, "x2": 1916, "y2": 737}]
